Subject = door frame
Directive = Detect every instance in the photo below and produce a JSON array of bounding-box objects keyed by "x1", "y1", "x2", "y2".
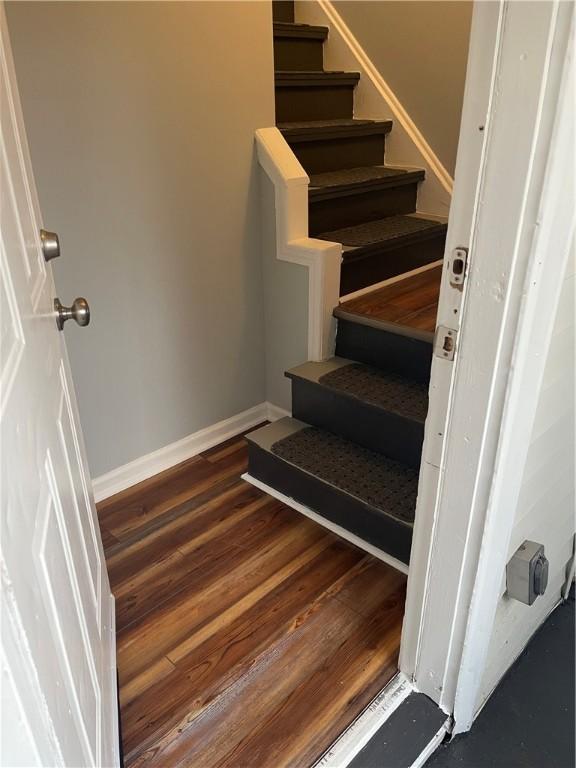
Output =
[{"x1": 400, "y1": 0, "x2": 574, "y2": 732}]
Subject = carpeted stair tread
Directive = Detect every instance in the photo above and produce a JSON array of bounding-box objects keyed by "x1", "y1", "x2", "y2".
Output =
[
  {"x1": 318, "y1": 362, "x2": 429, "y2": 422},
  {"x1": 317, "y1": 215, "x2": 447, "y2": 249},
  {"x1": 273, "y1": 21, "x2": 328, "y2": 39},
  {"x1": 309, "y1": 165, "x2": 407, "y2": 189},
  {"x1": 278, "y1": 119, "x2": 393, "y2": 141},
  {"x1": 275, "y1": 71, "x2": 360, "y2": 84},
  {"x1": 279, "y1": 118, "x2": 378, "y2": 130},
  {"x1": 271, "y1": 426, "x2": 418, "y2": 524}
]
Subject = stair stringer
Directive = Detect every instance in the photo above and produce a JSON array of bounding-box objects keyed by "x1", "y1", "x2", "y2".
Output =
[
  {"x1": 256, "y1": 126, "x2": 342, "y2": 362},
  {"x1": 297, "y1": 0, "x2": 453, "y2": 218}
]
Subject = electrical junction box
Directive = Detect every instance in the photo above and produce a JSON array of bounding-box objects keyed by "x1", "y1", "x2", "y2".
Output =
[{"x1": 506, "y1": 540, "x2": 549, "y2": 605}]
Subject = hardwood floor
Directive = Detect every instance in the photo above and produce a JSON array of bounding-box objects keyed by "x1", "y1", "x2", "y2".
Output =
[
  {"x1": 97, "y1": 431, "x2": 406, "y2": 767},
  {"x1": 340, "y1": 265, "x2": 442, "y2": 333}
]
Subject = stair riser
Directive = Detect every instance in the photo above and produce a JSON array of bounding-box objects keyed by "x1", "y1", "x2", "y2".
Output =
[
  {"x1": 309, "y1": 183, "x2": 418, "y2": 235},
  {"x1": 335, "y1": 320, "x2": 433, "y2": 382},
  {"x1": 275, "y1": 85, "x2": 355, "y2": 122},
  {"x1": 247, "y1": 442, "x2": 413, "y2": 564},
  {"x1": 291, "y1": 378, "x2": 425, "y2": 468},
  {"x1": 288, "y1": 133, "x2": 386, "y2": 174},
  {"x1": 340, "y1": 234, "x2": 446, "y2": 295},
  {"x1": 274, "y1": 39, "x2": 324, "y2": 71},
  {"x1": 273, "y1": 1, "x2": 294, "y2": 23}
]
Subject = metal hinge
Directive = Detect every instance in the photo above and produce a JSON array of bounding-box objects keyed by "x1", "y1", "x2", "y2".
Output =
[
  {"x1": 449, "y1": 246, "x2": 469, "y2": 288},
  {"x1": 434, "y1": 326, "x2": 458, "y2": 361}
]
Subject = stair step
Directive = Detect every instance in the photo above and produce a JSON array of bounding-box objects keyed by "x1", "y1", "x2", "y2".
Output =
[
  {"x1": 287, "y1": 358, "x2": 428, "y2": 467},
  {"x1": 279, "y1": 119, "x2": 392, "y2": 174},
  {"x1": 309, "y1": 166, "x2": 424, "y2": 199},
  {"x1": 273, "y1": 23, "x2": 327, "y2": 71},
  {"x1": 273, "y1": 22, "x2": 329, "y2": 40},
  {"x1": 320, "y1": 214, "x2": 447, "y2": 253},
  {"x1": 246, "y1": 418, "x2": 416, "y2": 564},
  {"x1": 308, "y1": 167, "x2": 425, "y2": 235},
  {"x1": 338, "y1": 265, "x2": 441, "y2": 331},
  {"x1": 278, "y1": 118, "x2": 392, "y2": 141},
  {"x1": 318, "y1": 214, "x2": 447, "y2": 294},
  {"x1": 275, "y1": 71, "x2": 360, "y2": 122},
  {"x1": 275, "y1": 71, "x2": 360, "y2": 86},
  {"x1": 334, "y1": 309, "x2": 434, "y2": 383},
  {"x1": 273, "y1": 1, "x2": 294, "y2": 23}
]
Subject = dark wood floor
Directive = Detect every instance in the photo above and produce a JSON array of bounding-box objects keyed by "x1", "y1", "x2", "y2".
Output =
[
  {"x1": 97, "y1": 432, "x2": 406, "y2": 767},
  {"x1": 340, "y1": 265, "x2": 442, "y2": 333}
]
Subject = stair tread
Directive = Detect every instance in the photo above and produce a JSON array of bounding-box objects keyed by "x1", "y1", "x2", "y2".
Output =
[
  {"x1": 308, "y1": 166, "x2": 425, "y2": 201},
  {"x1": 317, "y1": 214, "x2": 447, "y2": 253},
  {"x1": 334, "y1": 306, "x2": 435, "y2": 344},
  {"x1": 273, "y1": 21, "x2": 328, "y2": 39},
  {"x1": 275, "y1": 71, "x2": 360, "y2": 84},
  {"x1": 310, "y1": 165, "x2": 419, "y2": 189},
  {"x1": 264, "y1": 421, "x2": 417, "y2": 525},
  {"x1": 278, "y1": 119, "x2": 393, "y2": 141},
  {"x1": 336, "y1": 264, "x2": 441, "y2": 336},
  {"x1": 288, "y1": 358, "x2": 428, "y2": 422}
]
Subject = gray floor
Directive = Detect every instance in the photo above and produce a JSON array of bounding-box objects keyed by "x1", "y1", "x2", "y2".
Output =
[{"x1": 428, "y1": 591, "x2": 575, "y2": 768}]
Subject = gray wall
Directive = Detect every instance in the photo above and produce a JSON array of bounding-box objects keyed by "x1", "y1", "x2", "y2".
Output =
[
  {"x1": 259, "y1": 174, "x2": 309, "y2": 413},
  {"x1": 7, "y1": 1, "x2": 275, "y2": 477},
  {"x1": 333, "y1": 1, "x2": 473, "y2": 176}
]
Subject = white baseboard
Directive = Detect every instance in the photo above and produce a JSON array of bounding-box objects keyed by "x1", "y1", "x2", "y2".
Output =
[
  {"x1": 92, "y1": 401, "x2": 288, "y2": 503},
  {"x1": 265, "y1": 402, "x2": 291, "y2": 422}
]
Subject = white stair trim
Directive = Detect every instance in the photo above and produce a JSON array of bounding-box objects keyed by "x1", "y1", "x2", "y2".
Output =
[
  {"x1": 242, "y1": 472, "x2": 409, "y2": 575},
  {"x1": 256, "y1": 126, "x2": 342, "y2": 362}
]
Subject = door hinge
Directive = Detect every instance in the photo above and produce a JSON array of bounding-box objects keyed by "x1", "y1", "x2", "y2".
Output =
[
  {"x1": 434, "y1": 326, "x2": 457, "y2": 361},
  {"x1": 449, "y1": 246, "x2": 469, "y2": 288}
]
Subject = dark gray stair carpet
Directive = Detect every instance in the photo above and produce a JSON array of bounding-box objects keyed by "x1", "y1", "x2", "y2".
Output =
[
  {"x1": 318, "y1": 363, "x2": 429, "y2": 422},
  {"x1": 279, "y1": 118, "x2": 379, "y2": 130},
  {"x1": 273, "y1": 22, "x2": 328, "y2": 38},
  {"x1": 309, "y1": 165, "x2": 407, "y2": 189},
  {"x1": 319, "y1": 214, "x2": 446, "y2": 248},
  {"x1": 271, "y1": 426, "x2": 418, "y2": 524}
]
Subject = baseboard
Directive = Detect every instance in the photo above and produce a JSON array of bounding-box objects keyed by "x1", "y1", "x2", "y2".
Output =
[
  {"x1": 92, "y1": 402, "x2": 288, "y2": 503},
  {"x1": 266, "y1": 402, "x2": 291, "y2": 422}
]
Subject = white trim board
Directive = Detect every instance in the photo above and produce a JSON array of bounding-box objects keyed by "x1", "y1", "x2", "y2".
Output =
[
  {"x1": 256, "y1": 127, "x2": 342, "y2": 362},
  {"x1": 92, "y1": 402, "x2": 285, "y2": 503},
  {"x1": 242, "y1": 473, "x2": 409, "y2": 576}
]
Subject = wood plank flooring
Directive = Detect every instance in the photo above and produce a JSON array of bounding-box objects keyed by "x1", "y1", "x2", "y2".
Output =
[
  {"x1": 340, "y1": 265, "x2": 442, "y2": 333},
  {"x1": 97, "y1": 430, "x2": 406, "y2": 767}
]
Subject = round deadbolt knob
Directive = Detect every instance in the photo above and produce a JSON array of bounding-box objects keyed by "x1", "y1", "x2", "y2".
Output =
[
  {"x1": 40, "y1": 229, "x2": 60, "y2": 261},
  {"x1": 54, "y1": 297, "x2": 90, "y2": 331}
]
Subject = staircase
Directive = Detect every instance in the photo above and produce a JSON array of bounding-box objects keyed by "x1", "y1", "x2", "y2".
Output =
[
  {"x1": 246, "y1": 1, "x2": 446, "y2": 568},
  {"x1": 271, "y1": 0, "x2": 447, "y2": 295}
]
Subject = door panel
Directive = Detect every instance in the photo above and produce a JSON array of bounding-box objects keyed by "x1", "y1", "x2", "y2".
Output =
[{"x1": 0, "y1": 4, "x2": 118, "y2": 765}]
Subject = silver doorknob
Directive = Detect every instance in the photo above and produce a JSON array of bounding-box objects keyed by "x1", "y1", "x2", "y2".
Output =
[
  {"x1": 54, "y1": 297, "x2": 90, "y2": 331},
  {"x1": 40, "y1": 229, "x2": 60, "y2": 261}
]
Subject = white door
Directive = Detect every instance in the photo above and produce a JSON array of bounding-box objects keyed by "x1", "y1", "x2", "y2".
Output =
[{"x1": 0, "y1": 6, "x2": 119, "y2": 767}]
